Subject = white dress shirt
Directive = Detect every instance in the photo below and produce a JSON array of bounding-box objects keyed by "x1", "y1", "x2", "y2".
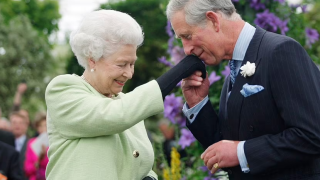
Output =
[{"x1": 15, "y1": 134, "x2": 26, "y2": 152}]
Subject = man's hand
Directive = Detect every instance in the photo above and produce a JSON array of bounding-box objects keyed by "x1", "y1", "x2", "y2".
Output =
[
  {"x1": 181, "y1": 71, "x2": 209, "y2": 108},
  {"x1": 201, "y1": 140, "x2": 240, "y2": 174},
  {"x1": 17, "y1": 83, "x2": 27, "y2": 94}
]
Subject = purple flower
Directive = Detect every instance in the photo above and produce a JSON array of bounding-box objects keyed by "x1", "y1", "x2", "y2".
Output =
[
  {"x1": 274, "y1": 0, "x2": 285, "y2": 4},
  {"x1": 278, "y1": 19, "x2": 289, "y2": 35},
  {"x1": 306, "y1": 28, "x2": 319, "y2": 48},
  {"x1": 176, "y1": 116, "x2": 186, "y2": 127},
  {"x1": 221, "y1": 64, "x2": 230, "y2": 79},
  {"x1": 166, "y1": 21, "x2": 175, "y2": 54},
  {"x1": 290, "y1": 4, "x2": 300, "y2": 9},
  {"x1": 301, "y1": 5, "x2": 308, "y2": 13},
  {"x1": 178, "y1": 129, "x2": 196, "y2": 149},
  {"x1": 176, "y1": 80, "x2": 182, "y2": 87},
  {"x1": 167, "y1": 36, "x2": 175, "y2": 54},
  {"x1": 254, "y1": 10, "x2": 281, "y2": 33},
  {"x1": 199, "y1": 166, "x2": 209, "y2": 172},
  {"x1": 158, "y1": 56, "x2": 173, "y2": 67},
  {"x1": 164, "y1": 93, "x2": 184, "y2": 124},
  {"x1": 171, "y1": 46, "x2": 186, "y2": 65},
  {"x1": 208, "y1": 71, "x2": 221, "y2": 85},
  {"x1": 290, "y1": 4, "x2": 308, "y2": 13},
  {"x1": 166, "y1": 20, "x2": 173, "y2": 37},
  {"x1": 250, "y1": 0, "x2": 266, "y2": 10}
]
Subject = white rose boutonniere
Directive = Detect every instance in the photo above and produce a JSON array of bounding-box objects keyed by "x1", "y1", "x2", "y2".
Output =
[{"x1": 240, "y1": 61, "x2": 256, "y2": 77}]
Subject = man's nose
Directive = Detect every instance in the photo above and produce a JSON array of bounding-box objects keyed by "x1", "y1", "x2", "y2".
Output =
[{"x1": 182, "y1": 41, "x2": 193, "y2": 55}]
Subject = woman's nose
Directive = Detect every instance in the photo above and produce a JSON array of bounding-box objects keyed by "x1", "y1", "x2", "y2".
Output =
[{"x1": 123, "y1": 66, "x2": 133, "y2": 79}]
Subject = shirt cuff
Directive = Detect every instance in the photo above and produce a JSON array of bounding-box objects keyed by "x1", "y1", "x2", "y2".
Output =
[
  {"x1": 237, "y1": 141, "x2": 250, "y2": 173},
  {"x1": 182, "y1": 96, "x2": 208, "y2": 124}
]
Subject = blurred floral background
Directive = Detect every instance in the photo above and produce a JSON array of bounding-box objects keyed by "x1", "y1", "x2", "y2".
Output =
[{"x1": 0, "y1": 0, "x2": 319, "y2": 179}]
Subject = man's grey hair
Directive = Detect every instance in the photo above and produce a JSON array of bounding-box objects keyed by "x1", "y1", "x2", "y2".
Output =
[
  {"x1": 70, "y1": 10, "x2": 144, "y2": 69},
  {"x1": 166, "y1": 0, "x2": 241, "y2": 27}
]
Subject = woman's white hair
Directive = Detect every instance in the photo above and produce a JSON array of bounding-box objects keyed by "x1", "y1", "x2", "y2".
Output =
[
  {"x1": 166, "y1": 0, "x2": 241, "y2": 27},
  {"x1": 70, "y1": 10, "x2": 144, "y2": 69}
]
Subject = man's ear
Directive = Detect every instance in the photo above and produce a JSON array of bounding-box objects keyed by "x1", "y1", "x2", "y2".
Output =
[{"x1": 206, "y1": 11, "x2": 220, "y2": 32}]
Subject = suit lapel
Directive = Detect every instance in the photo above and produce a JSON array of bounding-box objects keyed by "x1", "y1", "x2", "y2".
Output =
[{"x1": 226, "y1": 26, "x2": 266, "y2": 140}]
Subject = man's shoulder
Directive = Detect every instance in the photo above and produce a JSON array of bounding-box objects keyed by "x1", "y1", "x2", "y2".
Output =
[
  {"x1": 263, "y1": 30, "x2": 297, "y2": 45},
  {"x1": 0, "y1": 141, "x2": 18, "y2": 154},
  {"x1": 0, "y1": 130, "x2": 15, "y2": 140}
]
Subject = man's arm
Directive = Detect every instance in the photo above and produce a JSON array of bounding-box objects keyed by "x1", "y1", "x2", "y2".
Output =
[
  {"x1": 182, "y1": 72, "x2": 221, "y2": 149},
  {"x1": 12, "y1": 82, "x2": 27, "y2": 111},
  {"x1": 8, "y1": 149, "x2": 23, "y2": 180}
]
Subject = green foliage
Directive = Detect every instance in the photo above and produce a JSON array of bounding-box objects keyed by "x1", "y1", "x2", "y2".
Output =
[
  {"x1": 0, "y1": 15, "x2": 56, "y2": 117},
  {"x1": 100, "y1": 0, "x2": 168, "y2": 92},
  {"x1": 0, "y1": 0, "x2": 61, "y2": 38},
  {"x1": 0, "y1": 0, "x2": 60, "y2": 119},
  {"x1": 304, "y1": 1, "x2": 320, "y2": 64}
]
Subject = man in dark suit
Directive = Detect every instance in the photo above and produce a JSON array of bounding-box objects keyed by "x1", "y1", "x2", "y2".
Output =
[
  {"x1": 166, "y1": 0, "x2": 320, "y2": 179},
  {"x1": 0, "y1": 141, "x2": 23, "y2": 180},
  {"x1": 10, "y1": 112, "x2": 29, "y2": 179},
  {"x1": 0, "y1": 129, "x2": 15, "y2": 147}
]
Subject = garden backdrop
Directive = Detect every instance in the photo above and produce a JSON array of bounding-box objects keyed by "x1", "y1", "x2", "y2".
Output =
[{"x1": 0, "y1": 0, "x2": 319, "y2": 179}]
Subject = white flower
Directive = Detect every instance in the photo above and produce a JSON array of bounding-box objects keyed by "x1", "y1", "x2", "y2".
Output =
[{"x1": 240, "y1": 61, "x2": 256, "y2": 77}]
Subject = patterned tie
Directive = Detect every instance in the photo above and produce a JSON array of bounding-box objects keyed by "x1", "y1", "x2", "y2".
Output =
[{"x1": 229, "y1": 59, "x2": 237, "y2": 86}]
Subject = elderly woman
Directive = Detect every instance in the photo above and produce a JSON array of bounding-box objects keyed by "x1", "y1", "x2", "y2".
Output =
[{"x1": 45, "y1": 10, "x2": 205, "y2": 180}]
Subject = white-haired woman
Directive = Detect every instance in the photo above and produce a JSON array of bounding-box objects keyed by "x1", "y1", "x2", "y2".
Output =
[{"x1": 45, "y1": 10, "x2": 205, "y2": 180}]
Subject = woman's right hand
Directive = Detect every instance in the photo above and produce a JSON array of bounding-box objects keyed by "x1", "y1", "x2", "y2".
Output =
[{"x1": 181, "y1": 71, "x2": 210, "y2": 108}]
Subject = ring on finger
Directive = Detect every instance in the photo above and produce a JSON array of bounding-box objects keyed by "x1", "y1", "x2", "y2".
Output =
[{"x1": 213, "y1": 163, "x2": 219, "y2": 169}]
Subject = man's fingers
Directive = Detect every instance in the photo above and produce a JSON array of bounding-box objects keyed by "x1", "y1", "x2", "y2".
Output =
[
  {"x1": 182, "y1": 79, "x2": 202, "y2": 87},
  {"x1": 207, "y1": 156, "x2": 218, "y2": 170},
  {"x1": 203, "y1": 150, "x2": 216, "y2": 165},
  {"x1": 184, "y1": 73, "x2": 203, "y2": 81},
  {"x1": 201, "y1": 143, "x2": 216, "y2": 159}
]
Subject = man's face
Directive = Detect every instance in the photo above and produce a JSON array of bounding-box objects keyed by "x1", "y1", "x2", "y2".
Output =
[
  {"x1": 10, "y1": 115, "x2": 28, "y2": 138},
  {"x1": 170, "y1": 11, "x2": 227, "y2": 66}
]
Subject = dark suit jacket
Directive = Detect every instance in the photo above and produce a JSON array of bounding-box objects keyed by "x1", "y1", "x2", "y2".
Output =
[
  {"x1": 0, "y1": 141, "x2": 23, "y2": 180},
  {"x1": 18, "y1": 137, "x2": 28, "y2": 180},
  {"x1": 0, "y1": 130, "x2": 15, "y2": 147},
  {"x1": 187, "y1": 26, "x2": 320, "y2": 180}
]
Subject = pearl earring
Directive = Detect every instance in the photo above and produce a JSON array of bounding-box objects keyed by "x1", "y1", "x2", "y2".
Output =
[{"x1": 90, "y1": 69, "x2": 94, "y2": 72}]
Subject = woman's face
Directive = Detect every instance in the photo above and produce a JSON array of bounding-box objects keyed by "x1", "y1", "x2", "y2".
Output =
[
  {"x1": 92, "y1": 44, "x2": 137, "y2": 96},
  {"x1": 37, "y1": 120, "x2": 47, "y2": 134}
]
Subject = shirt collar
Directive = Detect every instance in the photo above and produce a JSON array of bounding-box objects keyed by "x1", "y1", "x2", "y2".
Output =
[
  {"x1": 232, "y1": 22, "x2": 256, "y2": 61},
  {"x1": 15, "y1": 134, "x2": 26, "y2": 148}
]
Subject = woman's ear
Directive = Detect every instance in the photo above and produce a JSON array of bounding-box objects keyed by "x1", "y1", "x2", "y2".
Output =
[
  {"x1": 88, "y1": 58, "x2": 96, "y2": 69},
  {"x1": 206, "y1": 11, "x2": 220, "y2": 32}
]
